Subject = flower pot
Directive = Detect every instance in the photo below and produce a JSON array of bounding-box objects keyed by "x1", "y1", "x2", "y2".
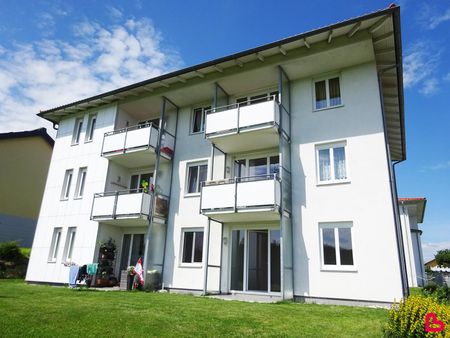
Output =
[{"x1": 127, "y1": 275, "x2": 134, "y2": 290}]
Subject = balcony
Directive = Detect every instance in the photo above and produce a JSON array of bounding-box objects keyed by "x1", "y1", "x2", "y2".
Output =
[
  {"x1": 91, "y1": 190, "x2": 169, "y2": 226},
  {"x1": 101, "y1": 123, "x2": 175, "y2": 168},
  {"x1": 205, "y1": 98, "x2": 280, "y2": 153},
  {"x1": 200, "y1": 174, "x2": 281, "y2": 223}
]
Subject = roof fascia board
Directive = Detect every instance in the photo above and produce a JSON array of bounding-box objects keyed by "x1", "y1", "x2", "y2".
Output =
[
  {"x1": 43, "y1": 30, "x2": 374, "y2": 124},
  {"x1": 39, "y1": 7, "x2": 397, "y2": 118}
]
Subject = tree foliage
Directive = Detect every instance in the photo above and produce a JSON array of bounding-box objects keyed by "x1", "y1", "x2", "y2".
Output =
[{"x1": 436, "y1": 249, "x2": 450, "y2": 268}]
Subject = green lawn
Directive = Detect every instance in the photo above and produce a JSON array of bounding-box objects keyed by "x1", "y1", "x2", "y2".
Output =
[{"x1": 0, "y1": 280, "x2": 387, "y2": 337}]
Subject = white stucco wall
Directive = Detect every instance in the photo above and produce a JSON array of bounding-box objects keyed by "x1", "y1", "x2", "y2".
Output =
[
  {"x1": 162, "y1": 105, "x2": 211, "y2": 291},
  {"x1": 26, "y1": 104, "x2": 117, "y2": 283},
  {"x1": 290, "y1": 62, "x2": 403, "y2": 302}
]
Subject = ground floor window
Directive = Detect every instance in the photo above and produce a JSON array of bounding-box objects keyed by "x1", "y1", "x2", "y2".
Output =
[
  {"x1": 230, "y1": 228, "x2": 280, "y2": 293},
  {"x1": 319, "y1": 222, "x2": 354, "y2": 268},
  {"x1": 120, "y1": 234, "x2": 145, "y2": 271},
  {"x1": 181, "y1": 229, "x2": 204, "y2": 264}
]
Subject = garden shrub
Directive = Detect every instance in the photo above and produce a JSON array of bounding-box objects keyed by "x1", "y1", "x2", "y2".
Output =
[
  {"x1": 423, "y1": 283, "x2": 450, "y2": 304},
  {"x1": 0, "y1": 241, "x2": 29, "y2": 279},
  {"x1": 384, "y1": 295, "x2": 450, "y2": 337}
]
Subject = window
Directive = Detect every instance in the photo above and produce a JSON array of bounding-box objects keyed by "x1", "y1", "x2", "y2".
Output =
[
  {"x1": 119, "y1": 234, "x2": 145, "y2": 271},
  {"x1": 130, "y1": 172, "x2": 153, "y2": 193},
  {"x1": 181, "y1": 230, "x2": 204, "y2": 264},
  {"x1": 72, "y1": 117, "x2": 84, "y2": 145},
  {"x1": 314, "y1": 76, "x2": 342, "y2": 110},
  {"x1": 63, "y1": 227, "x2": 76, "y2": 261},
  {"x1": 186, "y1": 162, "x2": 208, "y2": 194},
  {"x1": 316, "y1": 143, "x2": 347, "y2": 183},
  {"x1": 85, "y1": 114, "x2": 97, "y2": 142},
  {"x1": 191, "y1": 106, "x2": 210, "y2": 133},
  {"x1": 48, "y1": 227, "x2": 62, "y2": 262},
  {"x1": 74, "y1": 167, "x2": 87, "y2": 198},
  {"x1": 236, "y1": 91, "x2": 278, "y2": 107},
  {"x1": 320, "y1": 223, "x2": 354, "y2": 268},
  {"x1": 234, "y1": 155, "x2": 279, "y2": 180},
  {"x1": 61, "y1": 169, "x2": 74, "y2": 200}
]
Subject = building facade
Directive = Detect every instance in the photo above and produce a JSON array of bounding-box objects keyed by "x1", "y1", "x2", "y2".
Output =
[
  {"x1": 27, "y1": 6, "x2": 409, "y2": 304},
  {"x1": 399, "y1": 197, "x2": 427, "y2": 287},
  {"x1": 0, "y1": 128, "x2": 54, "y2": 247}
]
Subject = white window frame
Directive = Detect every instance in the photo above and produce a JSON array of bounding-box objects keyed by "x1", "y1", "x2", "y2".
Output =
[
  {"x1": 319, "y1": 222, "x2": 356, "y2": 271},
  {"x1": 315, "y1": 141, "x2": 349, "y2": 185},
  {"x1": 312, "y1": 75, "x2": 343, "y2": 111},
  {"x1": 185, "y1": 161, "x2": 208, "y2": 196},
  {"x1": 63, "y1": 227, "x2": 76, "y2": 262},
  {"x1": 235, "y1": 90, "x2": 279, "y2": 106},
  {"x1": 190, "y1": 106, "x2": 210, "y2": 134},
  {"x1": 72, "y1": 117, "x2": 84, "y2": 145},
  {"x1": 48, "y1": 227, "x2": 62, "y2": 263},
  {"x1": 74, "y1": 167, "x2": 87, "y2": 199},
  {"x1": 179, "y1": 228, "x2": 204, "y2": 267},
  {"x1": 85, "y1": 114, "x2": 97, "y2": 142},
  {"x1": 120, "y1": 233, "x2": 146, "y2": 269},
  {"x1": 227, "y1": 224, "x2": 281, "y2": 294},
  {"x1": 234, "y1": 153, "x2": 280, "y2": 178},
  {"x1": 61, "y1": 169, "x2": 74, "y2": 200}
]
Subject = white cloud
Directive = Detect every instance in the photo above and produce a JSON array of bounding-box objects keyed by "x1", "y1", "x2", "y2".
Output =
[
  {"x1": 426, "y1": 8, "x2": 450, "y2": 30},
  {"x1": 0, "y1": 17, "x2": 182, "y2": 135},
  {"x1": 422, "y1": 241, "x2": 450, "y2": 262},
  {"x1": 108, "y1": 6, "x2": 123, "y2": 20},
  {"x1": 424, "y1": 161, "x2": 450, "y2": 171},
  {"x1": 419, "y1": 77, "x2": 439, "y2": 95},
  {"x1": 403, "y1": 42, "x2": 441, "y2": 95}
]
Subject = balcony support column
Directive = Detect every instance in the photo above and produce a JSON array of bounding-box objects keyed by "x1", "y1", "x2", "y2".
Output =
[
  {"x1": 278, "y1": 65, "x2": 294, "y2": 300},
  {"x1": 143, "y1": 97, "x2": 179, "y2": 288}
]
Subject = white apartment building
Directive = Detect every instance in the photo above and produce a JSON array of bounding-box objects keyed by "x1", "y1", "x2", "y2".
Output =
[{"x1": 27, "y1": 5, "x2": 410, "y2": 305}]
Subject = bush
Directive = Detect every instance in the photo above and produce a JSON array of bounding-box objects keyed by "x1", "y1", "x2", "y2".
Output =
[
  {"x1": 0, "y1": 241, "x2": 27, "y2": 264},
  {"x1": 422, "y1": 283, "x2": 450, "y2": 304},
  {"x1": 0, "y1": 241, "x2": 29, "y2": 279},
  {"x1": 384, "y1": 295, "x2": 450, "y2": 337}
]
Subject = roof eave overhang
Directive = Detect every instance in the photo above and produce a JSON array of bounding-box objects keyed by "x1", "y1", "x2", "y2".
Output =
[{"x1": 38, "y1": 6, "x2": 406, "y2": 162}]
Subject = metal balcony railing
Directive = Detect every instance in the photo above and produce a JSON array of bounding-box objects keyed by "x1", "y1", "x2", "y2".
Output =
[
  {"x1": 200, "y1": 173, "x2": 281, "y2": 213},
  {"x1": 90, "y1": 189, "x2": 170, "y2": 221},
  {"x1": 101, "y1": 122, "x2": 175, "y2": 159},
  {"x1": 205, "y1": 96, "x2": 280, "y2": 136}
]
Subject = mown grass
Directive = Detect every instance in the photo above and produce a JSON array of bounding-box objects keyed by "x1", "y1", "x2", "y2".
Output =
[{"x1": 0, "y1": 280, "x2": 388, "y2": 337}]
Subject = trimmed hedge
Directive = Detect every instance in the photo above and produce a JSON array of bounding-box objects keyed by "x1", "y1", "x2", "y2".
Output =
[{"x1": 384, "y1": 295, "x2": 450, "y2": 337}]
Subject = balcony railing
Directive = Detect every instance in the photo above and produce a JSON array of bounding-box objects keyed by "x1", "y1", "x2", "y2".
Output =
[
  {"x1": 101, "y1": 123, "x2": 175, "y2": 160},
  {"x1": 200, "y1": 174, "x2": 281, "y2": 214},
  {"x1": 205, "y1": 96, "x2": 280, "y2": 137},
  {"x1": 91, "y1": 189, "x2": 170, "y2": 222}
]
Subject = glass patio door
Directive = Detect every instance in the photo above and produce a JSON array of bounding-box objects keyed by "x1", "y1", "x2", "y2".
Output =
[{"x1": 230, "y1": 229, "x2": 280, "y2": 293}]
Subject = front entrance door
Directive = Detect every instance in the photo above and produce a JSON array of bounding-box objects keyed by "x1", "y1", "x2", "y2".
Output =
[{"x1": 230, "y1": 229, "x2": 281, "y2": 293}]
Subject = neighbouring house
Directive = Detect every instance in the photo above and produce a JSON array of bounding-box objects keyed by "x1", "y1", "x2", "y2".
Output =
[
  {"x1": 425, "y1": 258, "x2": 438, "y2": 269},
  {"x1": 27, "y1": 5, "x2": 410, "y2": 305},
  {"x1": 399, "y1": 197, "x2": 427, "y2": 287},
  {"x1": 0, "y1": 128, "x2": 54, "y2": 247}
]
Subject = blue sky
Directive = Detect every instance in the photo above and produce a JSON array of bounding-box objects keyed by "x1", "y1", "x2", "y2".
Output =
[{"x1": 0, "y1": 0, "x2": 448, "y2": 260}]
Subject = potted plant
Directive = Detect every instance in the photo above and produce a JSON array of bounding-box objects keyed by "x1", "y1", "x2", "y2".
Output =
[
  {"x1": 126, "y1": 266, "x2": 135, "y2": 290},
  {"x1": 96, "y1": 238, "x2": 117, "y2": 286}
]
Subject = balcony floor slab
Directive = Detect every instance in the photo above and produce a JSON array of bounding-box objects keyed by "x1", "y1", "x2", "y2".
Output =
[{"x1": 207, "y1": 126, "x2": 279, "y2": 153}]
